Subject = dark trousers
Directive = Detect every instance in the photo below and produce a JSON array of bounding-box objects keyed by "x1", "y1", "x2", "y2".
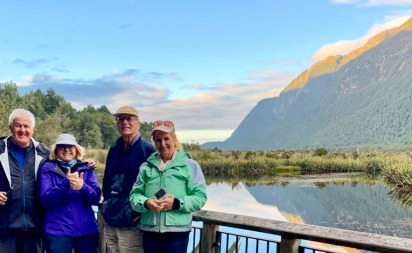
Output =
[
  {"x1": 45, "y1": 233, "x2": 99, "y2": 253},
  {"x1": 143, "y1": 231, "x2": 189, "y2": 253},
  {"x1": 0, "y1": 230, "x2": 41, "y2": 253}
]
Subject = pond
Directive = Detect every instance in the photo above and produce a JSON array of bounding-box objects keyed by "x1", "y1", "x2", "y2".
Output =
[{"x1": 197, "y1": 172, "x2": 412, "y2": 252}]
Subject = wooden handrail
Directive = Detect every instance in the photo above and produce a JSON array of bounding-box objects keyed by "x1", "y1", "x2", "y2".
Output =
[{"x1": 193, "y1": 210, "x2": 412, "y2": 253}]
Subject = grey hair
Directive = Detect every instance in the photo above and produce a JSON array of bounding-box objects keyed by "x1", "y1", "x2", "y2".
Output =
[{"x1": 9, "y1": 109, "x2": 36, "y2": 127}]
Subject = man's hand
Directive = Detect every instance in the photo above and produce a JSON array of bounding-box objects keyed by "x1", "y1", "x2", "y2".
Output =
[
  {"x1": 0, "y1": 192, "x2": 7, "y2": 205},
  {"x1": 85, "y1": 159, "x2": 97, "y2": 170},
  {"x1": 145, "y1": 199, "x2": 163, "y2": 213}
]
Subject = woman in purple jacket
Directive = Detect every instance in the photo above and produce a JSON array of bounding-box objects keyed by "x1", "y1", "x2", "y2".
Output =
[{"x1": 39, "y1": 134, "x2": 101, "y2": 253}]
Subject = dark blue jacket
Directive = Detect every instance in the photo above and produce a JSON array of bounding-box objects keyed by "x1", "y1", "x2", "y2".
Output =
[
  {"x1": 0, "y1": 136, "x2": 49, "y2": 234},
  {"x1": 102, "y1": 134, "x2": 155, "y2": 227},
  {"x1": 40, "y1": 161, "x2": 101, "y2": 236}
]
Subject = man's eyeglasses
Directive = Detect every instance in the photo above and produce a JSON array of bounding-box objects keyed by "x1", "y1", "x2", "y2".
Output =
[
  {"x1": 57, "y1": 144, "x2": 75, "y2": 150},
  {"x1": 116, "y1": 117, "x2": 138, "y2": 123},
  {"x1": 153, "y1": 121, "x2": 175, "y2": 130}
]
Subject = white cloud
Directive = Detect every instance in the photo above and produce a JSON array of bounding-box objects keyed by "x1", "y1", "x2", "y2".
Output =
[
  {"x1": 136, "y1": 69, "x2": 294, "y2": 131},
  {"x1": 366, "y1": 0, "x2": 412, "y2": 6},
  {"x1": 177, "y1": 130, "x2": 234, "y2": 144},
  {"x1": 332, "y1": 0, "x2": 412, "y2": 5},
  {"x1": 268, "y1": 59, "x2": 301, "y2": 66},
  {"x1": 16, "y1": 69, "x2": 294, "y2": 133},
  {"x1": 331, "y1": 0, "x2": 360, "y2": 3},
  {"x1": 203, "y1": 183, "x2": 288, "y2": 221},
  {"x1": 311, "y1": 15, "x2": 411, "y2": 62},
  {"x1": 6, "y1": 76, "x2": 34, "y2": 87},
  {"x1": 21, "y1": 76, "x2": 34, "y2": 82}
]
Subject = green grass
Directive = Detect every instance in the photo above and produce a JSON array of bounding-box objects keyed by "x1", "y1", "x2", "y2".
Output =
[{"x1": 86, "y1": 147, "x2": 412, "y2": 192}]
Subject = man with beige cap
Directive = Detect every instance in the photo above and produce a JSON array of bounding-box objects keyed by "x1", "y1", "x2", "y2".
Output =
[{"x1": 101, "y1": 106, "x2": 155, "y2": 253}]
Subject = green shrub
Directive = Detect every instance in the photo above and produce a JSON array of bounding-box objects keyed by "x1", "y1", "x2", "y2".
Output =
[
  {"x1": 245, "y1": 151, "x2": 255, "y2": 159},
  {"x1": 201, "y1": 152, "x2": 214, "y2": 161},
  {"x1": 314, "y1": 148, "x2": 328, "y2": 156}
]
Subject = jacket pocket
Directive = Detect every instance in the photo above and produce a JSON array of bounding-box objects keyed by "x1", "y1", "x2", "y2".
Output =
[
  {"x1": 165, "y1": 211, "x2": 191, "y2": 226},
  {"x1": 141, "y1": 211, "x2": 157, "y2": 226},
  {"x1": 102, "y1": 196, "x2": 139, "y2": 227}
]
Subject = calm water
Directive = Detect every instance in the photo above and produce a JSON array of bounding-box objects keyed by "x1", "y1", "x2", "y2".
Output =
[{"x1": 195, "y1": 172, "x2": 412, "y2": 252}]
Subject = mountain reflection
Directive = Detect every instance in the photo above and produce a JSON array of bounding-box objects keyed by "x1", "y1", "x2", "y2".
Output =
[{"x1": 203, "y1": 172, "x2": 412, "y2": 252}]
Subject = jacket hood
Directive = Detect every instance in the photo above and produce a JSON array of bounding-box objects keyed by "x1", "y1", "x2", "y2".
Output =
[{"x1": 1, "y1": 136, "x2": 50, "y2": 185}]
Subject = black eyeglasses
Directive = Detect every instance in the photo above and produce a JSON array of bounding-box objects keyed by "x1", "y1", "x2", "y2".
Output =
[
  {"x1": 57, "y1": 145, "x2": 75, "y2": 150},
  {"x1": 116, "y1": 117, "x2": 138, "y2": 123}
]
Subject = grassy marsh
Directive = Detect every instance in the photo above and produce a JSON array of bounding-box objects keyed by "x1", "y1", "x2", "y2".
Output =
[{"x1": 85, "y1": 147, "x2": 412, "y2": 192}]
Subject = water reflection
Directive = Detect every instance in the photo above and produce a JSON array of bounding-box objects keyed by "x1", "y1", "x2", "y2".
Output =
[
  {"x1": 202, "y1": 172, "x2": 412, "y2": 252},
  {"x1": 388, "y1": 188, "x2": 412, "y2": 208},
  {"x1": 203, "y1": 182, "x2": 287, "y2": 221}
]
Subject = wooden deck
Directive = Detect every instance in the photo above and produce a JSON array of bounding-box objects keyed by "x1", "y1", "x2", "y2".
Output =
[
  {"x1": 97, "y1": 208, "x2": 412, "y2": 252},
  {"x1": 193, "y1": 210, "x2": 412, "y2": 253}
]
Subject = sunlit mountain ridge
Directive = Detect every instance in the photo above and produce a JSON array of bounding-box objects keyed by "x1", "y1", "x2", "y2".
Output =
[
  {"x1": 282, "y1": 17, "x2": 412, "y2": 93},
  {"x1": 204, "y1": 17, "x2": 412, "y2": 151}
]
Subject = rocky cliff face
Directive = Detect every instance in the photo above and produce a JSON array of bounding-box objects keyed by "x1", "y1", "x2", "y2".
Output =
[
  {"x1": 282, "y1": 17, "x2": 412, "y2": 93},
  {"x1": 205, "y1": 18, "x2": 412, "y2": 151}
]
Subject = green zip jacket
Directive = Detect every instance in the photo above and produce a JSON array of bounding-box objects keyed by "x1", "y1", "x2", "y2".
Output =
[{"x1": 129, "y1": 149, "x2": 207, "y2": 233}]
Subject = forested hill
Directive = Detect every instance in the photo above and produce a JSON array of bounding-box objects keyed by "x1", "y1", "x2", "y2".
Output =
[
  {"x1": 204, "y1": 22, "x2": 412, "y2": 151},
  {"x1": 0, "y1": 84, "x2": 153, "y2": 148}
]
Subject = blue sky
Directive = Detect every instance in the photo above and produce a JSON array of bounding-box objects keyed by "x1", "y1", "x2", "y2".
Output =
[{"x1": 1, "y1": 0, "x2": 412, "y2": 143}]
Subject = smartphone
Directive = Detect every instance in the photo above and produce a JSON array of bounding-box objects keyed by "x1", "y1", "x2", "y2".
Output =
[
  {"x1": 6, "y1": 186, "x2": 14, "y2": 197},
  {"x1": 155, "y1": 188, "x2": 167, "y2": 200}
]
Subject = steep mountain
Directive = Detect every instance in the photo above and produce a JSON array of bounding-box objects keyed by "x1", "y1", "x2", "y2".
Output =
[
  {"x1": 282, "y1": 17, "x2": 412, "y2": 93},
  {"x1": 205, "y1": 18, "x2": 412, "y2": 151}
]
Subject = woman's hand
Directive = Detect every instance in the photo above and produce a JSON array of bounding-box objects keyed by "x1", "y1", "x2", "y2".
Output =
[
  {"x1": 66, "y1": 168, "x2": 79, "y2": 181},
  {"x1": 70, "y1": 172, "x2": 84, "y2": 191},
  {"x1": 66, "y1": 168, "x2": 83, "y2": 191},
  {"x1": 159, "y1": 194, "x2": 175, "y2": 211},
  {"x1": 145, "y1": 199, "x2": 163, "y2": 213}
]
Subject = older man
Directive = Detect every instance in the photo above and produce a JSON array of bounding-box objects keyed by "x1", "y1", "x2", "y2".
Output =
[
  {"x1": 102, "y1": 106, "x2": 156, "y2": 253},
  {"x1": 0, "y1": 109, "x2": 50, "y2": 253}
]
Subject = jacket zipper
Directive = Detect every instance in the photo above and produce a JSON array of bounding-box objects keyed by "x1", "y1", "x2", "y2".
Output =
[
  {"x1": 52, "y1": 165, "x2": 81, "y2": 236},
  {"x1": 22, "y1": 169, "x2": 27, "y2": 231},
  {"x1": 22, "y1": 153, "x2": 28, "y2": 231},
  {"x1": 53, "y1": 167, "x2": 67, "y2": 178},
  {"x1": 159, "y1": 170, "x2": 164, "y2": 233}
]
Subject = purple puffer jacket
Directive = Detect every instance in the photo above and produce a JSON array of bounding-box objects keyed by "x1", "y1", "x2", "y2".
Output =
[{"x1": 39, "y1": 161, "x2": 101, "y2": 236}]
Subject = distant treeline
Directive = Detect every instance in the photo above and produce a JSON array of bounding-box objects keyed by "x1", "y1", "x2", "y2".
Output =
[{"x1": 0, "y1": 81, "x2": 153, "y2": 148}]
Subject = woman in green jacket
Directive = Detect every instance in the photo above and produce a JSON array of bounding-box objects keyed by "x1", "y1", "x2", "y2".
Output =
[{"x1": 129, "y1": 121, "x2": 207, "y2": 253}]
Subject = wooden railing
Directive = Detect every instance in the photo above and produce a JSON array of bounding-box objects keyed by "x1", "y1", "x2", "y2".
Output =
[
  {"x1": 97, "y1": 208, "x2": 412, "y2": 253},
  {"x1": 193, "y1": 210, "x2": 412, "y2": 253}
]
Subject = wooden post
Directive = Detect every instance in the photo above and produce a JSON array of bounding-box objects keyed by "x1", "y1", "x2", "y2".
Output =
[
  {"x1": 97, "y1": 206, "x2": 106, "y2": 253},
  {"x1": 200, "y1": 223, "x2": 219, "y2": 253},
  {"x1": 280, "y1": 236, "x2": 300, "y2": 253}
]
